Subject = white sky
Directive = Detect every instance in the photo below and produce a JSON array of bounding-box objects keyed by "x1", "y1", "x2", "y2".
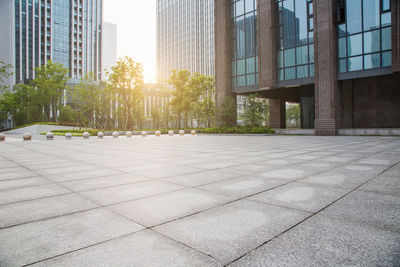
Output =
[{"x1": 103, "y1": 0, "x2": 157, "y2": 83}]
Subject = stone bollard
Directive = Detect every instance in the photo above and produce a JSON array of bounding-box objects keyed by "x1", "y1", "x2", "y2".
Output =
[
  {"x1": 141, "y1": 131, "x2": 148, "y2": 137},
  {"x1": 155, "y1": 131, "x2": 161, "y2": 137},
  {"x1": 23, "y1": 133, "x2": 32, "y2": 141},
  {"x1": 168, "y1": 130, "x2": 174, "y2": 136},
  {"x1": 179, "y1": 130, "x2": 185, "y2": 136},
  {"x1": 0, "y1": 134, "x2": 6, "y2": 141},
  {"x1": 65, "y1": 133, "x2": 72, "y2": 139},
  {"x1": 82, "y1": 132, "x2": 90, "y2": 139},
  {"x1": 46, "y1": 132, "x2": 54, "y2": 140},
  {"x1": 126, "y1": 131, "x2": 133, "y2": 138},
  {"x1": 191, "y1": 130, "x2": 196, "y2": 136},
  {"x1": 112, "y1": 131, "x2": 119, "y2": 138},
  {"x1": 97, "y1": 132, "x2": 104, "y2": 139}
]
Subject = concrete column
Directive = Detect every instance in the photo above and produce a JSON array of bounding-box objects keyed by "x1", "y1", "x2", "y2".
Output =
[
  {"x1": 392, "y1": 0, "x2": 400, "y2": 72},
  {"x1": 270, "y1": 99, "x2": 286, "y2": 129},
  {"x1": 258, "y1": 0, "x2": 277, "y2": 89},
  {"x1": 215, "y1": 0, "x2": 236, "y2": 126},
  {"x1": 314, "y1": 0, "x2": 343, "y2": 135}
]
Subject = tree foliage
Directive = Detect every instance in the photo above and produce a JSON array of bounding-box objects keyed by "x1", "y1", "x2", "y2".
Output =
[
  {"x1": 108, "y1": 56, "x2": 144, "y2": 130},
  {"x1": 218, "y1": 96, "x2": 237, "y2": 127},
  {"x1": 242, "y1": 94, "x2": 269, "y2": 127},
  {"x1": 286, "y1": 103, "x2": 300, "y2": 128}
]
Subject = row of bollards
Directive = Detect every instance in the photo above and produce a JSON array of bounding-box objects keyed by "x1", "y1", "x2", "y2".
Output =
[{"x1": 0, "y1": 130, "x2": 197, "y2": 142}]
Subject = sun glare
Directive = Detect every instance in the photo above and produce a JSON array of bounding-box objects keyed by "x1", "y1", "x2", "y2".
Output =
[{"x1": 103, "y1": 0, "x2": 157, "y2": 83}]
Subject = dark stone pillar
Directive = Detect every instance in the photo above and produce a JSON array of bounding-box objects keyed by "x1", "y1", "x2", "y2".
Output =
[
  {"x1": 314, "y1": 0, "x2": 343, "y2": 135},
  {"x1": 270, "y1": 99, "x2": 286, "y2": 129},
  {"x1": 258, "y1": 0, "x2": 277, "y2": 89},
  {"x1": 392, "y1": 0, "x2": 400, "y2": 72},
  {"x1": 215, "y1": 0, "x2": 236, "y2": 126}
]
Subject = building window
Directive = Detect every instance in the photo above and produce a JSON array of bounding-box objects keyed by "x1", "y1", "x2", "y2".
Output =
[
  {"x1": 337, "y1": 0, "x2": 391, "y2": 73},
  {"x1": 276, "y1": 0, "x2": 314, "y2": 81},
  {"x1": 231, "y1": 0, "x2": 258, "y2": 88}
]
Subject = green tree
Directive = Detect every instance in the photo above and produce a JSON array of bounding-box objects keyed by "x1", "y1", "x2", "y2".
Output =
[
  {"x1": 0, "y1": 61, "x2": 13, "y2": 94},
  {"x1": 286, "y1": 103, "x2": 300, "y2": 128},
  {"x1": 108, "y1": 56, "x2": 144, "y2": 130},
  {"x1": 168, "y1": 69, "x2": 191, "y2": 128},
  {"x1": 242, "y1": 94, "x2": 267, "y2": 127},
  {"x1": 32, "y1": 60, "x2": 69, "y2": 122},
  {"x1": 187, "y1": 73, "x2": 215, "y2": 128},
  {"x1": 59, "y1": 105, "x2": 78, "y2": 123},
  {"x1": 218, "y1": 96, "x2": 237, "y2": 127}
]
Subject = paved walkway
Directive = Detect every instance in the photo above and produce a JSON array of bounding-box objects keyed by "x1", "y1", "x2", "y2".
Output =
[{"x1": 0, "y1": 135, "x2": 399, "y2": 266}]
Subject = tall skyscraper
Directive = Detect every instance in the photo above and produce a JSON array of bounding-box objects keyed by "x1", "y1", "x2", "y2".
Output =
[
  {"x1": 215, "y1": 0, "x2": 400, "y2": 135},
  {"x1": 0, "y1": 0, "x2": 103, "y2": 86},
  {"x1": 156, "y1": 0, "x2": 214, "y2": 82},
  {"x1": 101, "y1": 21, "x2": 117, "y2": 80}
]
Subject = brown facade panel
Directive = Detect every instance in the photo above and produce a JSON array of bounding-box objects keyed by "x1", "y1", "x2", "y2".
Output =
[
  {"x1": 351, "y1": 73, "x2": 400, "y2": 128},
  {"x1": 214, "y1": 0, "x2": 236, "y2": 126},
  {"x1": 270, "y1": 99, "x2": 286, "y2": 129},
  {"x1": 258, "y1": 0, "x2": 277, "y2": 89},
  {"x1": 314, "y1": 0, "x2": 343, "y2": 136}
]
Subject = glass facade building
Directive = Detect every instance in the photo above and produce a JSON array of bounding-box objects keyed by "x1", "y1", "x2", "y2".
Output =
[
  {"x1": 215, "y1": 0, "x2": 400, "y2": 134},
  {"x1": 276, "y1": 0, "x2": 314, "y2": 81},
  {"x1": 231, "y1": 0, "x2": 258, "y2": 89},
  {"x1": 10, "y1": 0, "x2": 102, "y2": 84},
  {"x1": 156, "y1": 0, "x2": 214, "y2": 82},
  {"x1": 337, "y1": 0, "x2": 392, "y2": 73}
]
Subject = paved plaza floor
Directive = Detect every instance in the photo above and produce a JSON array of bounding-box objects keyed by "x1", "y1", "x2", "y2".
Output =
[{"x1": 0, "y1": 134, "x2": 399, "y2": 266}]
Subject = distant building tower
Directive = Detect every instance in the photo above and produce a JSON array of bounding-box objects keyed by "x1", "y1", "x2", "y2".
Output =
[
  {"x1": 101, "y1": 21, "x2": 117, "y2": 80},
  {"x1": 0, "y1": 0, "x2": 103, "y2": 85},
  {"x1": 156, "y1": 0, "x2": 214, "y2": 82}
]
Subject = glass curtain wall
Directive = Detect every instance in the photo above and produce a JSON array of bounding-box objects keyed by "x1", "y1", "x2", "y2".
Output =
[
  {"x1": 337, "y1": 0, "x2": 392, "y2": 73},
  {"x1": 276, "y1": 0, "x2": 314, "y2": 81},
  {"x1": 231, "y1": 0, "x2": 258, "y2": 88}
]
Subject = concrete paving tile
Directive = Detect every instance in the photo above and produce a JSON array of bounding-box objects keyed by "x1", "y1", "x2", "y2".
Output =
[
  {"x1": 359, "y1": 173, "x2": 400, "y2": 195},
  {"x1": 0, "y1": 170, "x2": 38, "y2": 181},
  {"x1": 299, "y1": 170, "x2": 374, "y2": 189},
  {"x1": 35, "y1": 164, "x2": 98, "y2": 176},
  {"x1": 0, "y1": 193, "x2": 99, "y2": 228},
  {"x1": 110, "y1": 188, "x2": 234, "y2": 227},
  {"x1": 134, "y1": 166, "x2": 204, "y2": 179},
  {"x1": 260, "y1": 168, "x2": 316, "y2": 180},
  {"x1": 0, "y1": 166, "x2": 28, "y2": 174},
  {"x1": 320, "y1": 190, "x2": 400, "y2": 232},
  {"x1": 45, "y1": 168, "x2": 124, "y2": 182},
  {"x1": 0, "y1": 208, "x2": 143, "y2": 266},
  {"x1": 61, "y1": 173, "x2": 151, "y2": 192},
  {"x1": 384, "y1": 163, "x2": 400, "y2": 177},
  {"x1": 230, "y1": 214, "x2": 400, "y2": 267},
  {"x1": 198, "y1": 176, "x2": 286, "y2": 198},
  {"x1": 0, "y1": 176, "x2": 50, "y2": 191},
  {"x1": 249, "y1": 182, "x2": 350, "y2": 213},
  {"x1": 163, "y1": 169, "x2": 247, "y2": 187},
  {"x1": 154, "y1": 199, "x2": 310, "y2": 264},
  {"x1": 80, "y1": 180, "x2": 185, "y2": 205},
  {"x1": 0, "y1": 184, "x2": 71, "y2": 205},
  {"x1": 32, "y1": 230, "x2": 221, "y2": 267}
]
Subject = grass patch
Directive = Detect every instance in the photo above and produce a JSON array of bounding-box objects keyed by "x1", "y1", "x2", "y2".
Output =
[{"x1": 199, "y1": 126, "x2": 274, "y2": 134}]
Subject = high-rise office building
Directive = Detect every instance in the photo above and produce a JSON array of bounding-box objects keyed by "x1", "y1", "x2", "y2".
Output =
[
  {"x1": 0, "y1": 0, "x2": 103, "y2": 86},
  {"x1": 101, "y1": 21, "x2": 116, "y2": 80},
  {"x1": 156, "y1": 0, "x2": 214, "y2": 82},
  {"x1": 215, "y1": 0, "x2": 400, "y2": 135}
]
